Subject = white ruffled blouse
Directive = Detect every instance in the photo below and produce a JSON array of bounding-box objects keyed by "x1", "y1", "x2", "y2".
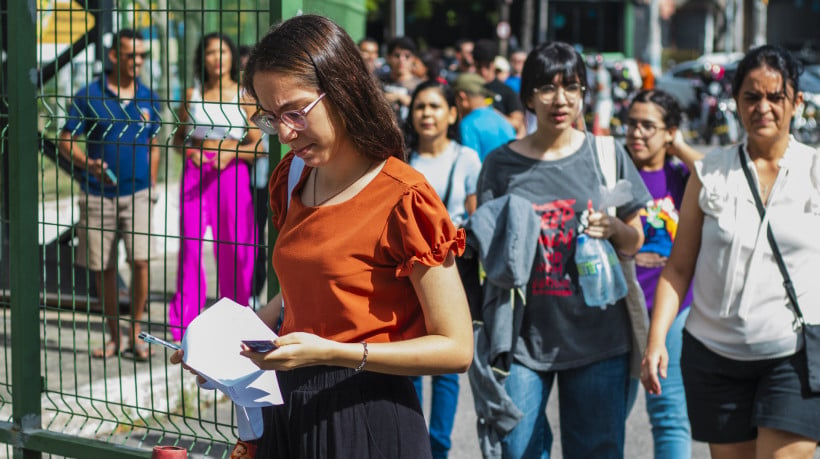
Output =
[{"x1": 686, "y1": 137, "x2": 820, "y2": 360}]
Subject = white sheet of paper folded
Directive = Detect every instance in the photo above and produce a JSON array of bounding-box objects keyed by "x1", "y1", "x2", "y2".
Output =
[{"x1": 181, "y1": 297, "x2": 283, "y2": 407}]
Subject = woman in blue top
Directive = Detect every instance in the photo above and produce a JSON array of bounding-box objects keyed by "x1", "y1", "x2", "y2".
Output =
[{"x1": 406, "y1": 80, "x2": 481, "y2": 459}]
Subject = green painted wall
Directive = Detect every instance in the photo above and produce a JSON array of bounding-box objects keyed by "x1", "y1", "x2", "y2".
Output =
[{"x1": 304, "y1": 0, "x2": 367, "y2": 42}]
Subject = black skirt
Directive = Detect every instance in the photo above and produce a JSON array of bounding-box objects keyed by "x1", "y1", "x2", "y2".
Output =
[{"x1": 256, "y1": 366, "x2": 433, "y2": 459}]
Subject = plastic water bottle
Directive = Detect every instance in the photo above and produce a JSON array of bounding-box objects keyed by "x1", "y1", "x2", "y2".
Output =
[
  {"x1": 575, "y1": 234, "x2": 607, "y2": 307},
  {"x1": 575, "y1": 234, "x2": 628, "y2": 308},
  {"x1": 601, "y1": 237, "x2": 628, "y2": 304}
]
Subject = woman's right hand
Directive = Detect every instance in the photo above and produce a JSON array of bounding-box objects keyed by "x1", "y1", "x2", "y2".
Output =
[
  {"x1": 668, "y1": 129, "x2": 686, "y2": 156},
  {"x1": 169, "y1": 349, "x2": 208, "y2": 385},
  {"x1": 666, "y1": 129, "x2": 704, "y2": 172},
  {"x1": 635, "y1": 252, "x2": 667, "y2": 269},
  {"x1": 640, "y1": 342, "x2": 669, "y2": 395},
  {"x1": 185, "y1": 148, "x2": 207, "y2": 168},
  {"x1": 240, "y1": 332, "x2": 337, "y2": 372}
]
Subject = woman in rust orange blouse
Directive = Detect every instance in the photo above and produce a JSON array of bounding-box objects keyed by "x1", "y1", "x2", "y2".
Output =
[{"x1": 224, "y1": 15, "x2": 470, "y2": 459}]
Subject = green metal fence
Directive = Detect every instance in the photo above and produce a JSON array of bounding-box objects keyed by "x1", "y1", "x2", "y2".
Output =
[{"x1": 0, "y1": 1, "x2": 365, "y2": 457}]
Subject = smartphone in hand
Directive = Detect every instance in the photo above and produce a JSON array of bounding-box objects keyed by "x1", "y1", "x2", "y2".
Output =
[
  {"x1": 241, "y1": 340, "x2": 277, "y2": 353},
  {"x1": 138, "y1": 331, "x2": 181, "y2": 351},
  {"x1": 104, "y1": 168, "x2": 118, "y2": 185}
]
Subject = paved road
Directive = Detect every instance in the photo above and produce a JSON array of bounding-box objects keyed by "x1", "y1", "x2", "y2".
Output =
[
  {"x1": 422, "y1": 372, "x2": 712, "y2": 459},
  {"x1": 435, "y1": 370, "x2": 820, "y2": 458}
]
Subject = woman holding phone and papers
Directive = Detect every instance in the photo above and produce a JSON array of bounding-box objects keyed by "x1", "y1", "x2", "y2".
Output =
[{"x1": 171, "y1": 14, "x2": 473, "y2": 459}]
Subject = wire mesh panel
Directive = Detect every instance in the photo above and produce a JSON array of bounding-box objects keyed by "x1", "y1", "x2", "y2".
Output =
[
  {"x1": 1, "y1": 0, "x2": 368, "y2": 457},
  {"x1": 27, "y1": 1, "x2": 271, "y2": 457}
]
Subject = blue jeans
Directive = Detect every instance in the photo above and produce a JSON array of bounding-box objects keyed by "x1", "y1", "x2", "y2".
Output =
[
  {"x1": 626, "y1": 308, "x2": 691, "y2": 459},
  {"x1": 501, "y1": 353, "x2": 630, "y2": 459},
  {"x1": 647, "y1": 309, "x2": 692, "y2": 458},
  {"x1": 412, "y1": 373, "x2": 460, "y2": 459}
]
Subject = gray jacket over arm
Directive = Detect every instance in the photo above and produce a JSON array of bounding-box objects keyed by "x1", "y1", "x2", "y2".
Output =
[{"x1": 465, "y1": 194, "x2": 541, "y2": 459}]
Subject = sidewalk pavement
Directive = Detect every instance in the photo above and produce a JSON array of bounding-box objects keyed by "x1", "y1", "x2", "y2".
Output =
[{"x1": 426, "y1": 372, "x2": 714, "y2": 459}]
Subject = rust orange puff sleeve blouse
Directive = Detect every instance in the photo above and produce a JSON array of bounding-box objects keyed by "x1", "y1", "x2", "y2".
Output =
[{"x1": 268, "y1": 154, "x2": 466, "y2": 344}]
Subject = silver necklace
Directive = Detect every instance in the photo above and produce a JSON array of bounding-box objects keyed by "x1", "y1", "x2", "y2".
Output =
[{"x1": 312, "y1": 161, "x2": 374, "y2": 206}]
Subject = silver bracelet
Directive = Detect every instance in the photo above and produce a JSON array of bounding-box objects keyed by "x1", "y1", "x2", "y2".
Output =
[{"x1": 354, "y1": 341, "x2": 368, "y2": 372}]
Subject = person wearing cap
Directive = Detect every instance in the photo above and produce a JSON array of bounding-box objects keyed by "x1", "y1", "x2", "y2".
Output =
[
  {"x1": 494, "y1": 56, "x2": 511, "y2": 83},
  {"x1": 453, "y1": 73, "x2": 516, "y2": 161}
]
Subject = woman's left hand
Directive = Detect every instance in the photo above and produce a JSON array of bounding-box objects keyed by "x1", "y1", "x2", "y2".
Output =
[
  {"x1": 585, "y1": 210, "x2": 616, "y2": 239},
  {"x1": 215, "y1": 152, "x2": 237, "y2": 170},
  {"x1": 240, "y1": 332, "x2": 334, "y2": 371}
]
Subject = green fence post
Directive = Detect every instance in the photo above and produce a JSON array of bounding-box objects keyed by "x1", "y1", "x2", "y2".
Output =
[
  {"x1": 623, "y1": 1, "x2": 635, "y2": 58},
  {"x1": 8, "y1": 0, "x2": 43, "y2": 457},
  {"x1": 264, "y1": 0, "x2": 303, "y2": 300}
]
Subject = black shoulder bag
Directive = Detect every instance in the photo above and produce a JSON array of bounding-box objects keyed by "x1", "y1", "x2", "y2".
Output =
[{"x1": 738, "y1": 146, "x2": 820, "y2": 394}]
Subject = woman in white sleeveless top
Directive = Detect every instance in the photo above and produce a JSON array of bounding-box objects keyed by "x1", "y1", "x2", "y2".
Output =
[{"x1": 169, "y1": 32, "x2": 261, "y2": 342}]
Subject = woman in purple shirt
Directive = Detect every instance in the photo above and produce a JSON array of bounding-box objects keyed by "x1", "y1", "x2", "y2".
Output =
[{"x1": 624, "y1": 89, "x2": 702, "y2": 459}]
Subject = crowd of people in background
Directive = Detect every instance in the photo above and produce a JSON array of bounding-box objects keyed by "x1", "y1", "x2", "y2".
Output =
[{"x1": 59, "y1": 15, "x2": 820, "y2": 459}]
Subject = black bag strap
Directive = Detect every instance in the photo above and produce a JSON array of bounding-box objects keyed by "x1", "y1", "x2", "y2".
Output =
[
  {"x1": 440, "y1": 145, "x2": 461, "y2": 208},
  {"x1": 737, "y1": 146, "x2": 806, "y2": 325}
]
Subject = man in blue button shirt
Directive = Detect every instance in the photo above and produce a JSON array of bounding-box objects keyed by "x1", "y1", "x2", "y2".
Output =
[{"x1": 58, "y1": 29, "x2": 161, "y2": 361}]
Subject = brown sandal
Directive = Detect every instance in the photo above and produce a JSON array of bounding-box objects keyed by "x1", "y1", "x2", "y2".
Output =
[
  {"x1": 124, "y1": 342, "x2": 153, "y2": 362},
  {"x1": 92, "y1": 340, "x2": 120, "y2": 359}
]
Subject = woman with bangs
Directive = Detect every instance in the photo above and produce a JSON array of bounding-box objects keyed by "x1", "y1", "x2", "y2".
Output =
[
  {"x1": 172, "y1": 15, "x2": 473, "y2": 459},
  {"x1": 475, "y1": 41, "x2": 650, "y2": 458}
]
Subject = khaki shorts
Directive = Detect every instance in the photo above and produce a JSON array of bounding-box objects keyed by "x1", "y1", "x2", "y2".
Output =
[{"x1": 76, "y1": 188, "x2": 153, "y2": 270}]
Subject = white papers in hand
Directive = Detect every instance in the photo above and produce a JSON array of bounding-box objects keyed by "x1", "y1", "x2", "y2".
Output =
[{"x1": 181, "y1": 297, "x2": 283, "y2": 407}]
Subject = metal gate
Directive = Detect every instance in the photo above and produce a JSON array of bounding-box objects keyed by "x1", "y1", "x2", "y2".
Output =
[{"x1": 0, "y1": 1, "x2": 365, "y2": 457}]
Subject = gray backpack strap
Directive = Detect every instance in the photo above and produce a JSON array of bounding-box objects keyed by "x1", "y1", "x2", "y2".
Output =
[
  {"x1": 594, "y1": 135, "x2": 617, "y2": 217},
  {"x1": 287, "y1": 156, "x2": 305, "y2": 210},
  {"x1": 595, "y1": 134, "x2": 648, "y2": 379}
]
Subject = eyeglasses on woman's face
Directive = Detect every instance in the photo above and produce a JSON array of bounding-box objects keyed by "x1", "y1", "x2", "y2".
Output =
[
  {"x1": 626, "y1": 119, "x2": 666, "y2": 137},
  {"x1": 251, "y1": 92, "x2": 326, "y2": 136},
  {"x1": 533, "y1": 83, "x2": 585, "y2": 104}
]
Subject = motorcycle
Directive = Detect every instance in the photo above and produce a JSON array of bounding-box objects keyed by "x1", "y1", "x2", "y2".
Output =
[
  {"x1": 793, "y1": 98, "x2": 819, "y2": 145},
  {"x1": 608, "y1": 62, "x2": 639, "y2": 137},
  {"x1": 697, "y1": 80, "x2": 741, "y2": 145}
]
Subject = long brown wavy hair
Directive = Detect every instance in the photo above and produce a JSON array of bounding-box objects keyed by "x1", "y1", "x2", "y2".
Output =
[{"x1": 243, "y1": 15, "x2": 405, "y2": 161}]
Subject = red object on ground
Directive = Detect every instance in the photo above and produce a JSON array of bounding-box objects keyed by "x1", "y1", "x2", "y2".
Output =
[{"x1": 152, "y1": 446, "x2": 188, "y2": 458}]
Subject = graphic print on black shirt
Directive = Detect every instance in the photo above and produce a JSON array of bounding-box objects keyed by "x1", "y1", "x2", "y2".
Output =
[
  {"x1": 532, "y1": 198, "x2": 577, "y2": 297},
  {"x1": 476, "y1": 136, "x2": 651, "y2": 370}
]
